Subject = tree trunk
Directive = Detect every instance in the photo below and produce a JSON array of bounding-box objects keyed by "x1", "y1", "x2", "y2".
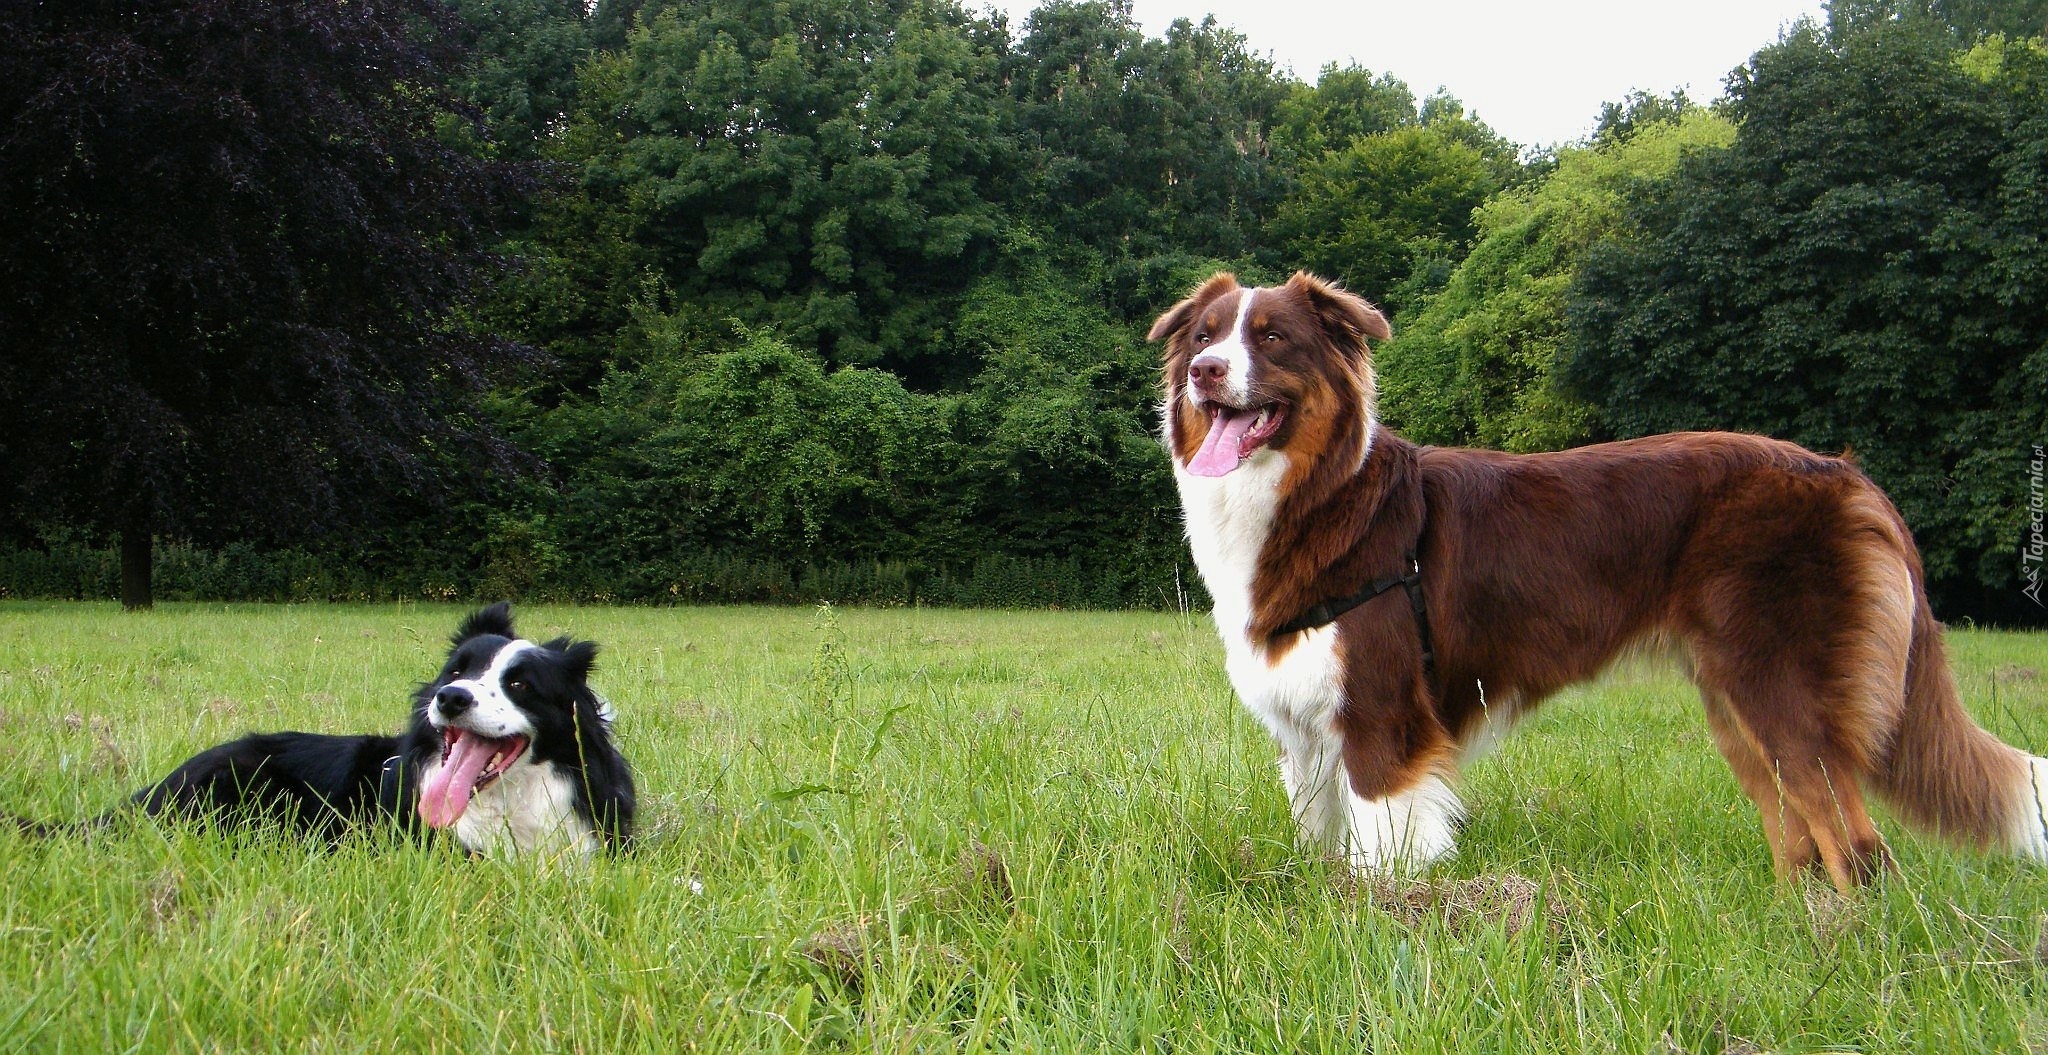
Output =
[{"x1": 120, "y1": 528, "x2": 153, "y2": 611}]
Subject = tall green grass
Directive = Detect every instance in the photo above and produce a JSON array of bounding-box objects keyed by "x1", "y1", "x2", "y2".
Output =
[{"x1": 1, "y1": 601, "x2": 2044, "y2": 1052}]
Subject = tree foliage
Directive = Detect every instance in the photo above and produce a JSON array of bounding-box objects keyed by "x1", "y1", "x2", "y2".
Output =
[
  {"x1": 446, "y1": 0, "x2": 595, "y2": 157},
  {"x1": 1272, "y1": 125, "x2": 1503, "y2": 313},
  {"x1": 1270, "y1": 63, "x2": 1419, "y2": 159},
  {"x1": 0, "y1": 0, "x2": 529, "y2": 606},
  {"x1": 1381, "y1": 109, "x2": 1735, "y2": 452},
  {"x1": 501, "y1": 227, "x2": 1189, "y2": 603},
  {"x1": 1592, "y1": 89, "x2": 1697, "y2": 145},
  {"x1": 566, "y1": 0, "x2": 1013, "y2": 379},
  {"x1": 7, "y1": 0, "x2": 2040, "y2": 623},
  {"x1": 1009, "y1": 5, "x2": 1292, "y2": 262},
  {"x1": 1567, "y1": 22, "x2": 2048, "y2": 616},
  {"x1": 1827, "y1": 0, "x2": 2048, "y2": 42}
]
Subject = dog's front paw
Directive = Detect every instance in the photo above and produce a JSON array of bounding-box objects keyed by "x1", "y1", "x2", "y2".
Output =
[{"x1": 1340, "y1": 773, "x2": 1463, "y2": 873}]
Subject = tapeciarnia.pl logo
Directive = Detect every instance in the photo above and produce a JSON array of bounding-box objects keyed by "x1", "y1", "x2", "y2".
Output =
[{"x1": 2025, "y1": 444, "x2": 2045, "y2": 608}]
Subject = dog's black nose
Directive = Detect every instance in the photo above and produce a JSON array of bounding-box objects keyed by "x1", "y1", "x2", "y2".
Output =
[{"x1": 435, "y1": 686, "x2": 474, "y2": 717}]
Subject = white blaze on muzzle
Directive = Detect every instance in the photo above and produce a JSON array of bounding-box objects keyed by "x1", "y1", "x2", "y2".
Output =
[
  {"x1": 1187, "y1": 288, "x2": 1258, "y2": 409},
  {"x1": 1182, "y1": 289, "x2": 1282, "y2": 478},
  {"x1": 418, "y1": 638, "x2": 541, "y2": 831},
  {"x1": 435, "y1": 639, "x2": 539, "y2": 738}
]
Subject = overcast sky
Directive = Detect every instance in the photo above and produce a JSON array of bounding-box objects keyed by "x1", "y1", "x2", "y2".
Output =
[{"x1": 982, "y1": 0, "x2": 1830, "y2": 149}]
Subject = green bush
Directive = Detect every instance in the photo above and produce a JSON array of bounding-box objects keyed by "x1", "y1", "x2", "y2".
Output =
[{"x1": 0, "y1": 543, "x2": 1210, "y2": 611}]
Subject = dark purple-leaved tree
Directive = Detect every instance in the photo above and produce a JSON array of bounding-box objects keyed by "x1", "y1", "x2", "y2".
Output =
[{"x1": 0, "y1": 0, "x2": 531, "y2": 608}]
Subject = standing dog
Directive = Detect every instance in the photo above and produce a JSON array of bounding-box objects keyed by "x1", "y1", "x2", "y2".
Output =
[
  {"x1": 15, "y1": 604, "x2": 634, "y2": 856},
  {"x1": 1151, "y1": 270, "x2": 2048, "y2": 888}
]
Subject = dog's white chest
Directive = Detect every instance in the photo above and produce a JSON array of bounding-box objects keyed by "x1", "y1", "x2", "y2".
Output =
[
  {"x1": 452, "y1": 764, "x2": 599, "y2": 859},
  {"x1": 1224, "y1": 623, "x2": 1346, "y2": 737},
  {"x1": 1177, "y1": 456, "x2": 1346, "y2": 736}
]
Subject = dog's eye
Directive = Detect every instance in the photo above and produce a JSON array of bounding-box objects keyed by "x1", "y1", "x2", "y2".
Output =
[
  {"x1": 505, "y1": 678, "x2": 527, "y2": 692},
  {"x1": 1264, "y1": 331, "x2": 1281, "y2": 342},
  {"x1": 1194, "y1": 332, "x2": 1210, "y2": 344}
]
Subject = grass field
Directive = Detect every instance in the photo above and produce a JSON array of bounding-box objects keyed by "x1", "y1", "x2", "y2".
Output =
[{"x1": 1, "y1": 601, "x2": 2045, "y2": 1053}]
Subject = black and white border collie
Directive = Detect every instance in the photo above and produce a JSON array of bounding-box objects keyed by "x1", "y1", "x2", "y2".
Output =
[
  {"x1": 408, "y1": 603, "x2": 635, "y2": 855},
  {"x1": 17, "y1": 604, "x2": 634, "y2": 857}
]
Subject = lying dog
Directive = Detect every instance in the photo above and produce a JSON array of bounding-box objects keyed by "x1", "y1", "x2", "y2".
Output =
[{"x1": 15, "y1": 604, "x2": 634, "y2": 856}]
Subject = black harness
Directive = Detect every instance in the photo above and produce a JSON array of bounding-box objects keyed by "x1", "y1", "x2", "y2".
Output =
[{"x1": 1274, "y1": 546, "x2": 1436, "y2": 682}]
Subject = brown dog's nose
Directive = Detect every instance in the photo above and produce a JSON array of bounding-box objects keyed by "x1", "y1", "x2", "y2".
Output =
[{"x1": 1190, "y1": 355, "x2": 1228, "y2": 386}]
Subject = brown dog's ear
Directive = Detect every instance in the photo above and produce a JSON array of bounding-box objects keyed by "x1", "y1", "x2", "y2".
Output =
[
  {"x1": 1148, "y1": 272, "x2": 1241, "y2": 343},
  {"x1": 1286, "y1": 271, "x2": 1391, "y2": 345}
]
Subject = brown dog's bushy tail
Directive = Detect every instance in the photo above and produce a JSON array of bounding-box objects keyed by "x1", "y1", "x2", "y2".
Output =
[{"x1": 1870, "y1": 597, "x2": 2048, "y2": 860}]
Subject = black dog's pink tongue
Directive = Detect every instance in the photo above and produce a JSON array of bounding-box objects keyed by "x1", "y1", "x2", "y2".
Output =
[
  {"x1": 419, "y1": 731, "x2": 500, "y2": 828},
  {"x1": 1187, "y1": 407, "x2": 1258, "y2": 477}
]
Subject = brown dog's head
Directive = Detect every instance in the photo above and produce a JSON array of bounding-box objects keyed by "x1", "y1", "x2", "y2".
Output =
[{"x1": 1148, "y1": 271, "x2": 1390, "y2": 479}]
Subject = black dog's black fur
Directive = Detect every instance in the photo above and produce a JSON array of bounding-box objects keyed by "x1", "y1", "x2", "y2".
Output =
[
  {"x1": 12, "y1": 604, "x2": 634, "y2": 852},
  {"x1": 127, "y1": 729, "x2": 420, "y2": 836}
]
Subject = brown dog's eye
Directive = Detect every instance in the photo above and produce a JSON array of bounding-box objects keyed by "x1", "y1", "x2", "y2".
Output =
[
  {"x1": 1264, "y1": 332, "x2": 1281, "y2": 342},
  {"x1": 1194, "y1": 332, "x2": 1211, "y2": 344}
]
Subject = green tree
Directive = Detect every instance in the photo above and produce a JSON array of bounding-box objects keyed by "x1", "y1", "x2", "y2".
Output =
[
  {"x1": 531, "y1": 328, "x2": 951, "y2": 593},
  {"x1": 946, "y1": 234, "x2": 1181, "y2": 571},
  {"x1": 1827, "y1": 0, "x2": 2048, "y2": 42},
  {"x1": 1272, "y1": 124, "x2": 1502, "y2": 311},
  {"x1": 1380, "y1": 109, "x2": 1735, "y2": 452},
  {"x1": 1418, "y1": 93, "x2": 1527, "y2": 187},
  {"x1": 1567, "y1": 23, "x2": 2048, "y2": 619},
  {"x1": 566, "y1": 0, "x2": 1012, "y2": 379},
  {"x1": 1270, "y1": 63, "x2": 1418, "y2": 160},
  {"x1": 0, "y1": 0, "x2": 528, "y2": 608},
  {"x1": 447, "y1": 0, "x2": 596, "y2": 158},
  {"x1": 1593, "y1": 89, "x2": 1698, "y2": 145},
  {"x1": 1008, "y1": 2, "x2": 1290, "y2": 262}
]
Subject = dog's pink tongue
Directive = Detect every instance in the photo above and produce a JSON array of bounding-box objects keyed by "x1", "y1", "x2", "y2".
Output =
[
  {"x1": 419, "y1": 732, "x2": 498, "y2": 828},
  {"x1": 1187, "y1": 407, "x2": 1258, "y2": 477}
]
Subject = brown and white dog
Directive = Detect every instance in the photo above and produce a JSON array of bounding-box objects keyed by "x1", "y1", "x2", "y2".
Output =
[{"x1": 1151, "y1": 270, "x2": 2048, "y2": 889}]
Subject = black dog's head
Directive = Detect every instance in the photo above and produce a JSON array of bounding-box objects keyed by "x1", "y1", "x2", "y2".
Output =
[{"x1": 412, "y1": 603, "x2": 612, "y2": 831}]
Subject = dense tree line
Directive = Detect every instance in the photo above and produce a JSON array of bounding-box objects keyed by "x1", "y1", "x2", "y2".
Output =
[
  {"x1": 0, "y1": 0, "x2": 531, "y2": 608},
  {"x1": 1564, "y1": 18, "x2": 2048, "y2": 621},
  {"x1": 3, "y1": 0, "x2": 2044, "y2": 623}
]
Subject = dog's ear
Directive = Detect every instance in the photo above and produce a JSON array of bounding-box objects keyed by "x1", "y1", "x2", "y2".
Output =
[
  {"x1": 455, "y1": 602, "x2": 515, "y2": 643},
  {"x1": 1148, "y1": 272, "x2": 1241, "y2": 344},
  {"x1": 1287, "y1": 271, "x2": 1390, "y2": 345},
  {"x1": 547, "y1": 637, "x2": 599, "y2": 681}
]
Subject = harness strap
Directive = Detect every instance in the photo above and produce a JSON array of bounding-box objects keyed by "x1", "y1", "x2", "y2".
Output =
[{"x1": 1275, "y1": 548, "x2": 1437, "y2": 683}]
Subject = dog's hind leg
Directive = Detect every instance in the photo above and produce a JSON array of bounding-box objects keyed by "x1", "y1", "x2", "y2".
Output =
[
  {"x1": 1686, "y1": 523, "x2": 1911, "y2": 887},
  {"x1": 1702, "y1": 672, "x2": 1890, "y2": 889},
  {"x1": 1701, "y1": 688, "x2": 1819, "y2": 878},
  {"x1": 1777, "y1": 749, "x2": 1888, "y2": 890}
]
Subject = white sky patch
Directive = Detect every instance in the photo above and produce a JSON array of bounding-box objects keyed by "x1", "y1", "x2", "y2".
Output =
[{"x1": 981, "y1": 0, "x2": 1826, "y2": 150}]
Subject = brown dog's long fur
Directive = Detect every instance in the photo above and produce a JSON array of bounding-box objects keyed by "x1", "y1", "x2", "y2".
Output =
[{"x1": 1152, "y1": 271, "x2": 2045, "y2": 888}]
